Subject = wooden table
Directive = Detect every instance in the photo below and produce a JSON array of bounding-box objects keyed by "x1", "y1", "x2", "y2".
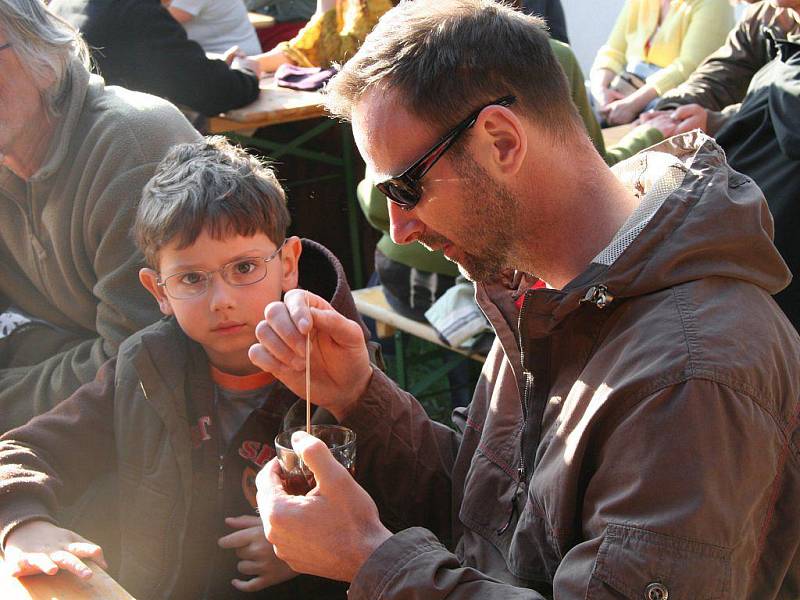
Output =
[
  {"x1": 602, "y1": 122, "x2": 637, "y2": 147},
  {"x1": 248, "y1": 12, "x2": 275, "y2": 30},
  {"x1": 0, "y1": 559, "x2": 135, "y2": 599},
  {"x1": 209, "y1": 78, "x2": 364, "y2": 287}
]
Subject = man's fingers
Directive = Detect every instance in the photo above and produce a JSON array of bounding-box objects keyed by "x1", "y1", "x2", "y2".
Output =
[
  {"x1": 308, "y1": 308, "x2": 366, "y2": 348},
  {"x1": 65, "y1": 542, "x2": 107, "y2": 570},
  {"x1": 672, "y1": 103, "x2": 702, "y2": 120},
  {"x1": 255, "y1": 307, "x2": 306, "y2": 370},
  {"x1": 292, "y1": 431, "x2": 350, "y2": 491},
  {"x1": 49, "y1": 550, "x2": 92, "y2": 579}
]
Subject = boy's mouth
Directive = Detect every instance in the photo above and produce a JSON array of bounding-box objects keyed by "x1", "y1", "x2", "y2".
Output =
[{"x1": 212, "y1": 321, "x2": 247, "y2": 334}]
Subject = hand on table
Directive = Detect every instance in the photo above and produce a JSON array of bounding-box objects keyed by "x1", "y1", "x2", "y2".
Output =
[
  {"x1": 3, "y1": 520, "x2": 107, "y2": 580},
  {"x1": 249, "y1": 289, "x2": 373, "y2": 422},
  {"x1": 636, "y1": 111, "x2": 679, "y2": 138},
  {"x1": 256, "y1": 431, "x2": 392, "y2": 582},
  {"x1": 601, "y1": 96, "x2": 640, "y2": 126},
  {"x1": 591, "y1": 86, "x2": 624, "y2": 110},
  {"x1": 668, "y1": 103, "x2": 709, "y2": 134},
  {"x1": 218, "y1": 515, "x2": 296, "y2": 592}
]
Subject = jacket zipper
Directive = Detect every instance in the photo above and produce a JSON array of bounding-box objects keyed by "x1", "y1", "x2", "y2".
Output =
[
  {"x1": 498, "y1": 289, "x2": 534, "y2": 535},
  {"x1": 202, "y1": 393, "x2": 226, "y2": 599}
]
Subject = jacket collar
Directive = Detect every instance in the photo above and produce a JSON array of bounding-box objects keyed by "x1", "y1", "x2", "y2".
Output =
[{"x1": 477, "y1": 132, "x2": 791, "y2": 341}]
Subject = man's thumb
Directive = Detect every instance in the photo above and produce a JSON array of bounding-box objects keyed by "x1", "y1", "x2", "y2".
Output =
[{"x1": 291, "y1": 431, "x2": 349, "y2": 489}]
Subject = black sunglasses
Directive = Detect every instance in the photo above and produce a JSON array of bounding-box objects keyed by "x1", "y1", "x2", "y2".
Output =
[{"x1": 375, "y1": 95, "x2": 516, "y2": 211}]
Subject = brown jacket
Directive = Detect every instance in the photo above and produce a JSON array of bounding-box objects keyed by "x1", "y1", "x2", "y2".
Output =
[
  {"x1": 343, "y1": 133, "x2": 800, "y2": 599},
  {"x1": 656, "y1": 2, "x2": 800, "y2": 134}
]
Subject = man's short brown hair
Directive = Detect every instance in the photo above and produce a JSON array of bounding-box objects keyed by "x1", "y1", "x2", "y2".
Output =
[
  {"x1": 325, "y1": 0, "x2": 583, "y2": 142},
  {"x1": 133, "y1": 136, "x2": 291, "y2": 268}
]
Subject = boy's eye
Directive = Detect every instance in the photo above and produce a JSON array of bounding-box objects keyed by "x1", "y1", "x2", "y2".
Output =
[
  {"x1": 232, "y1": 259, "x2": 259, "y2": 275},
  {"x1": 179, "y1": 271, "x2": 206, "y2": 286}
]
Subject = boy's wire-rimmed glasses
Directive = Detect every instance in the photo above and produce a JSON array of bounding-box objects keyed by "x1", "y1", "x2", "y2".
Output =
[
  {"x1": 375, "y1": 95, "x2": 516, "y2": 211},
  {"x1": 158, "y1": 238, "x2": 287, "y2": 299}
]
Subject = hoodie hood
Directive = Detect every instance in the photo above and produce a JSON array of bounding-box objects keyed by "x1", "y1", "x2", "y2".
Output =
[{"x1": 478, "y1": 131, "x2": 791, "y2": 338}]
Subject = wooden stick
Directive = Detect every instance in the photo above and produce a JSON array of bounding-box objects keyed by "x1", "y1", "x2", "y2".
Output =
[{"x1": 305, "y1": 294, "x2": 311, "y2": 434}]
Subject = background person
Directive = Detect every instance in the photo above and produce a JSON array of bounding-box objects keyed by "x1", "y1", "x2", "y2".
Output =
[
  {"x1": 253, "y1": 0, "x2": 392, "y2": 72},
  {"x1": 246, "y1": 0, "x2": 315, "y2": 51},
  {"x1": 0, "y1": 0, "x2": 199, "y2": 430},
  {"x1": 164, "y1": 0, "x2": 262, "y2": 56},
  {"x1": 642, "y1": 0, "x2": 800, "y2": 331},
  {"x1": 589, "y1": 0, "x2": 733, "y2": 125},
  {"x1": 50, "y1": 0, "x2": 260, "y2": 116},
  {"x1": 251, "y1": 1, "x2": 800, "y2": 598}
]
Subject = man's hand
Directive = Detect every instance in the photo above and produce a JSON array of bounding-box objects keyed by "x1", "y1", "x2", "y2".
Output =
[
  {"x1": 591, "y1": 86, "x2": 624, "y2": 110},
  {"x1": 670, "y1": 103, "x2": 709, "y2": 134},
  {"x1": 218, "y1": 515, "x2": 296, "y2": 592},
  {"x1": 3, "y1": 520, "x2": 107, "y2": 580},
  {"x1": 256, "y1": 432, "x2": 392, "y2": 582},
  {"x1": 249, "y1": 289, "x2": 373, "y2": 422},
  {"x1": 636, "y1": 112, "x2": 678, "y2": 138},
  {"x1": 602, "y1": 96, "x2": 640, "y2": 126}
]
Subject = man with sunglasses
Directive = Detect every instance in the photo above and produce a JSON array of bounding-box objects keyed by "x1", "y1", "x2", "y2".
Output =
[{"x1": 252, "y1": 1, "x2": 800, "y2": 598}]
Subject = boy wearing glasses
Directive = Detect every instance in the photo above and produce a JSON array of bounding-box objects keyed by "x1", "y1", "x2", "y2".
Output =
[{"x1": 0, "y1": 137, "x2": 362, "y2": 600}]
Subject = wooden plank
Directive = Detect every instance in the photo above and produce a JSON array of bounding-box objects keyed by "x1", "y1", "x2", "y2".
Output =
[
  {"x1": 602, "y1": 122, "x2": 637, "y2": 147},
  {"x1": 0, "y1": 559, "x2": 135, "y2": 600},
  {"x1": 248, "y1": 12, "x2": 276, "y2": 30},
  {"x1": 352, "y1": 287, "x2": 486, "y2": 363},
  {"x1": 208, "y1": 76, "x2": 327, "y2": 132}
]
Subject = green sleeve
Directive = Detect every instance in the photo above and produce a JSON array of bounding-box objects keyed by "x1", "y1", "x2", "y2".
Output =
[{"x1": 604, "y1": 126, "x2": 665, "y2": 167}]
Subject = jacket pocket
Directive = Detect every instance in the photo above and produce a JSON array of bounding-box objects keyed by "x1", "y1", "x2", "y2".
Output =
[{"x1": 587, "y1": 523, "x2": 731, "y2": 600}]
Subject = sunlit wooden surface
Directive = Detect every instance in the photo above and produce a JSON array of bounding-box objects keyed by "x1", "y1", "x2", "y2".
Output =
[
  {"x1": 248, "y1": 12, "x2": 276, "y2": 29},
  {"x1": 602, "y1": 122, "x2": 637, "y2": 147},
  {"x1": 208, "y1": 76, "x2": 327, "y2": 132},
  {"x1": 0, "y1": 558, "x2": 135, "y2": 599}
]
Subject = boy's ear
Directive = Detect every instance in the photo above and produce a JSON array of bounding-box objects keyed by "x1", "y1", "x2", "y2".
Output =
[
  {"x1": 139, "y1": 268, "x2": 174, "y2": 316},
  {"x1": 280, "y1": 236, "x2": 302, "y2": 293}
]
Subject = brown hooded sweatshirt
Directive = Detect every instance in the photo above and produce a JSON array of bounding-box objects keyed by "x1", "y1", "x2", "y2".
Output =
[{"x1": 343, "y1": 132, "x2": 800, "y2": 599}]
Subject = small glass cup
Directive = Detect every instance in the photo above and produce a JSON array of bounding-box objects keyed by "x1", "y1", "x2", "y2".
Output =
[{"x1": 274, "y1": 424, "x2": 357, "y2": 495}]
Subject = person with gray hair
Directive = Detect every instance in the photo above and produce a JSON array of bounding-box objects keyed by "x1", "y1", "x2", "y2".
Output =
[
  {"x1": 250, "y1": 1, "x2": 800, "y2": 598},
  {"x1": 0, "y1": 0, "x2": 199, "y2": 430}
]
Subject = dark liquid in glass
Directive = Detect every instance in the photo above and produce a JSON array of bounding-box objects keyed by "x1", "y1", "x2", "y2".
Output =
[{"x1": 281, "y1": 463, "x2": 356, "y2": 496}]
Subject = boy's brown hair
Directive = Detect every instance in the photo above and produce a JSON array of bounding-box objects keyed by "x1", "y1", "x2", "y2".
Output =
[{"x1": 134, "y1": 136, "x2": 291, "y2": 268}]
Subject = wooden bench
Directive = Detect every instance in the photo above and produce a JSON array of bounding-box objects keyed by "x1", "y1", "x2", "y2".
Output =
[{"x1": 352, "y1": 287, "x2": 486, "y2": 395}]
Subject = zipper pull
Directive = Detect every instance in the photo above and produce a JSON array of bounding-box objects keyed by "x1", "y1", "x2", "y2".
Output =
[
  {"x1": 497, "y1": 482, "x2": 522, "y2": 535},
  {"x1": 217, "y1": 455, "x2": 224, "y2": 491},
  {"x1": 581, "y1": 284, "x2": 614, "y2": 309}
]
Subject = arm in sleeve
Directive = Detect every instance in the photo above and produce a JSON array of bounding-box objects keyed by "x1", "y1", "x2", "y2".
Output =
[
  {"x1": 353, "y1": 380, "x2": 781, "y2": 598},
  {"x1": 603, "y1": 124, "x2": 664, "y2": 166},
  {"x1": 591, "y1": 0, "x2": 630, "y2": 77},
  {"x1": 0, "y1": 360, "x2": 117, "y2": 550},
  {"x1": 551, "y1": 380, "x2": 781, "y2": 597},
  {"x1": 279, "y1": 0, "x2": 392, "y2": 67},
  {"x1": 341, "y1": 368, "x2": 460, "y2": 541},
  {"x1": 127, "y1": 2, "x2": 259, "y2": 115},
  {"x1": 645, "y1": 0, "x2": 735, "y2": 96},
  {"x1": 655, "y1": 3, "x2": 769, "y2": 111}
]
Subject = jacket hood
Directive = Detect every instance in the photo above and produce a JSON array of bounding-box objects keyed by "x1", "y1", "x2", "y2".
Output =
[{"x1": 479, "y1": 132, "x2": 791, "y2": 335}]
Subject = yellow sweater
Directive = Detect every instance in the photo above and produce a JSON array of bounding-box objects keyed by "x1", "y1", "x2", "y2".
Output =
[
  {"x1": 279, "y1": 0, "x2": 392, "y2": 68},
  {"x1": 592, "y1": 0, "x2": 734, "y2": 95}
]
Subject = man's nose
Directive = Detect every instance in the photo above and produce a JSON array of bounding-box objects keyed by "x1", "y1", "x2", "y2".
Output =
[{"x1": 388, "y1": 199, "x2": 424, "y2": 245}]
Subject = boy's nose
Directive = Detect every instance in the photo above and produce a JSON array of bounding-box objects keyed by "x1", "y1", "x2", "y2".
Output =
[
  {"x1": 388, "y1": 200, "x2": 424, "y2": 245},
  {"x1": 207, "y1": 274, "x2": 236, "y2": 310}
]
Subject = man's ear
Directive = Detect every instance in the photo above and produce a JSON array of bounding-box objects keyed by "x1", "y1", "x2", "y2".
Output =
[
  {"x1": 279, "y1": 236, "x2": 302, "y2": 293},
  {"x1": 139, "y1": 268, "x2": 174, "y2": 316},
  {"x1": 475, "y1": 104, "x2": 528, "y2": 177}
]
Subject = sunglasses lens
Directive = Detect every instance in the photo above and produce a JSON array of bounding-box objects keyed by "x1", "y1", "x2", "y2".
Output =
[{"x1": 378, "y1": 179, "x2": 419, "y2": 210}]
